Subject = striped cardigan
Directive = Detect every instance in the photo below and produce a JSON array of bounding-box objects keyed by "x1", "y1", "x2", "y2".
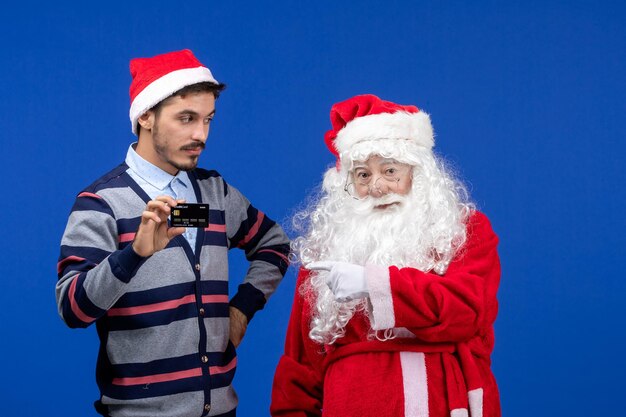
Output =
[{"x1": 56, "y1": 163, "x2": 290, "y2": 417}]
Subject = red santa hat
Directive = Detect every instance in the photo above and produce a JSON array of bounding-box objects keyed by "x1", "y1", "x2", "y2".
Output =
[
  {"x1": 324, "y1": 94, "x2": 434, "y2": 169},
  {"x1": 128, "y1": 49, "x2": 220, "y2": 135}
]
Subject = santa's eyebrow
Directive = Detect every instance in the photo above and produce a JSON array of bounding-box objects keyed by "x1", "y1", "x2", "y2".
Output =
[{"x1": 378, "y1": 158, "x2": 401, "y2": 165}]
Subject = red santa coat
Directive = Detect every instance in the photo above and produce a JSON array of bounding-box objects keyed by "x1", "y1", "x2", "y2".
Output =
[{"x1": 271, "y1": 211, "x2": 501, "y2": 417}]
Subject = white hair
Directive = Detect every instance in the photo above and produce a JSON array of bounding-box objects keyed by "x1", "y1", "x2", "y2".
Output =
[{"x1": 291, "y1": 146, "x2": 474, "y2": 345}]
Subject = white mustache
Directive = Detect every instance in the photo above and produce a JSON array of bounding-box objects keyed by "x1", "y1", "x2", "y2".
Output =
[
  {"x1": 374, "y1": 194, "x2": 405, "y2": 206},
  {"x1": 347, "y1": 193, "x2": 407, "y2": 213}
]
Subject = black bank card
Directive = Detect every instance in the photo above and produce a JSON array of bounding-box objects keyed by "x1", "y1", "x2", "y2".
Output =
[{"x1": 170, "y1": 203, "x2": 210, "y2": 227}]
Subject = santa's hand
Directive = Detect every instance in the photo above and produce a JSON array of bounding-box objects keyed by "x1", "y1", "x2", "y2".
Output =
[{"x1": 307, "y1": 261, "x2": 368, "y2": 302}]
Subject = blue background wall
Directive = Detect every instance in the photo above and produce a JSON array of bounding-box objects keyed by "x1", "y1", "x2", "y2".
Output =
[{"x1": 1, "y1": 1, "x2": 624, "y2": 415}]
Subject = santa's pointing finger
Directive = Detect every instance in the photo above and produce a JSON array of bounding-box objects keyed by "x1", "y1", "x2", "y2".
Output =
[
  {"x1": 305, "y1": 261, "x2": 334, "y2": 271},
  {"x1": 307, "y1": 261, "x2": 368, "y2": 302}
]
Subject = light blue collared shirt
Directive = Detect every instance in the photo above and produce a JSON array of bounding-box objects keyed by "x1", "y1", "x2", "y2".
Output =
[{"x1": 125, "y1": 144, "x2": 198, "y2": 249}]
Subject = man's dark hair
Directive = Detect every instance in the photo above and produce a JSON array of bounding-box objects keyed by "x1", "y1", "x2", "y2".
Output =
[{"x1": 138, "y1": 81, "x2": 226, "y2": 133}]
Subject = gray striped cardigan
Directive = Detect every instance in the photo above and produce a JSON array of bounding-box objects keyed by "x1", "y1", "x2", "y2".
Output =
[{"x1": 56, "y1": 163, "x2": 290, "y2": 417}]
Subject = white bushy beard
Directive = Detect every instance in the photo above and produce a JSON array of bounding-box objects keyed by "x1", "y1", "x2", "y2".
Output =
[{"x1": 292, "y1": 151, "x2": 473, "y2": 345}]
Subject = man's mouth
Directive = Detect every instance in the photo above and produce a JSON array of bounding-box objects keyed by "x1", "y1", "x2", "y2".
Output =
[
  {"x1": 183, "y1": 148, "x2": 202, "y2": 156},
  {"x1": 180, "y1": 143, "x2": 205, "y2": 156}
]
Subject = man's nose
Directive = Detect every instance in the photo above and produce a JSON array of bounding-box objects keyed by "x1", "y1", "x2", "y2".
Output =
[{"x1": 191, "y1": 121, "x2": 209, "y2": 141}]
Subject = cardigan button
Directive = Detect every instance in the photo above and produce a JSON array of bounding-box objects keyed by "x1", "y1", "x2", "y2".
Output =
[
  {"x1": 204, "y1": 403, "x2": 211, "y2": 412},
  {"x1": 195, "y1": 263, "x2": 201, "y2": 271},
  {"x1": 199, "y1": 308, "x2": 205, "y2": 316},
  {"x1": 201, "y1": 355, "x2": 208, "y2": 363}
]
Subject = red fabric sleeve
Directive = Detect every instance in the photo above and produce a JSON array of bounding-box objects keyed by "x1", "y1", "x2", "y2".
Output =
[
  {"x1": 271, "y1": 269, "x2": 324, "y2": 416},
  {"x1": 370, "y1": 211, "x2": 500, "y2": 343}
]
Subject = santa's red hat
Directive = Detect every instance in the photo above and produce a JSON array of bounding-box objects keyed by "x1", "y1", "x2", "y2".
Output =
[
  {"x1": 128, "y1": 49, "x2": 220, "y2": 135},
  {"x1": 324, "y1": 94, "x2": 434, "y2": 168}
]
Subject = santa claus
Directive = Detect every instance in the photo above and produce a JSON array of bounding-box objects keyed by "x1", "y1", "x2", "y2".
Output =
[{"x1": 271, "y1": 94, "x2": 501, "y2": 417}]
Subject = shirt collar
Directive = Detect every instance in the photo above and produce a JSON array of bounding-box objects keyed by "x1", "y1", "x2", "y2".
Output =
[{"x1": 125, "y1": 143, "x2": 192, "y2": 191}]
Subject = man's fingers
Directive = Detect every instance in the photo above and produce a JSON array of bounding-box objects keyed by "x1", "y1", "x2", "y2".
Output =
[
  {"x1": 154, "y1": 195, "x2": 178, "y2": 207},
  {"x1": 140, "y1": 210, "x2": 162, "y2": 225},
  {"x1": 229, "y1": 307, "x2": 248, "y2": 348},
  {"x1": 306, "y1": 261, "x2": 335, "y2": 271},
  {"x1": 167, "y1": 226, "x2": 186, "y2": 239},
  {"x1": 146, "y1": 200, "x2": 172, "y2": 215}
]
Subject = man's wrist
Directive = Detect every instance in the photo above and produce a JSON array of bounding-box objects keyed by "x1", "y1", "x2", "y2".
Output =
[{"x1": 109, "y1": 244, "x2": 148, "y2": 283}]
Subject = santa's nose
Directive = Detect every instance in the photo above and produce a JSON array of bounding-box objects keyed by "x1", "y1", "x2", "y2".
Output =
[{"x1": 368, "y1": 177, "x2": 390, "y2": 197}]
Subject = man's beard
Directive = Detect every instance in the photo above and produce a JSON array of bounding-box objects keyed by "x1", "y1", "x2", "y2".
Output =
[{"x1": 152, "y1": 123, "x2": 205, "y2": 172}]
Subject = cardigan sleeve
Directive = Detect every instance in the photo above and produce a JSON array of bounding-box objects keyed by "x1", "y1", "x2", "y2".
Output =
[
  {"x1": 224, "y1": 182, "x2": 290, "y2": 322},
  {"x1": 365, "y1": 211, "x2": 501, "y2": 343},
  {"x1": 56, "y1": 191, "x2": 145, "y2": 328},
  {"x1": 271, "y1": 268, "x2": 324, "y2": 417}
]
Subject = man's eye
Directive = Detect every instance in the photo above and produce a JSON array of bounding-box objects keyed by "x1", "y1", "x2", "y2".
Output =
[
  {"x1": 180, "y1": 116, "x2": 192, "y2": 123},
  {"x1": 204, "y1": 117, "x2": 213, "y2": 124}
]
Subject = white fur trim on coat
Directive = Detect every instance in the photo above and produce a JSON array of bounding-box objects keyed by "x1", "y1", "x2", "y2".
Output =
[
  {"x1": 365, "y1": 263, "x2": 396, "y2": 330},
  {"x1": 334, "y1": 111, "x2": 434, "y2": 156},
  {"x1": 400, "y1": 352, "x2": 429, "y2": 417},
  {"x1": 468, "y1": 388, "x2": 484, "y2": 417}
]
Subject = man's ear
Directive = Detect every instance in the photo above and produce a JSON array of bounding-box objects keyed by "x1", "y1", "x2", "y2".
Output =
[{"x1": 137, "y1": 111, "x2": 155, "y2": 131}]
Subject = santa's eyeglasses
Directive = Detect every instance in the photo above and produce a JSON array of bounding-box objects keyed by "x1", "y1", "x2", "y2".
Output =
[{"x1": 344, "y1": 164, "x2": 412, "y2": 200}]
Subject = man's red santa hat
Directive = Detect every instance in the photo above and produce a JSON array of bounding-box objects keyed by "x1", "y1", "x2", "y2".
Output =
[
  {"x1": 323, "y1": 94, "x2": 434, "y2": 169},
  {"x1": 128, "y1": 49, "x2": 220, "y2": 135}
]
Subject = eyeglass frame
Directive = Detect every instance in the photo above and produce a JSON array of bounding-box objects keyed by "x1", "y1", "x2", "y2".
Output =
[{"x1": 343, "y1": 160, "x2": 413, "y2": 200}]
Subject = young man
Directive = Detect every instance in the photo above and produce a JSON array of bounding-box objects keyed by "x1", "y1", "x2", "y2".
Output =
[
  {"x1": 271, "y1": 94, "x2": 501, "y2": 417},
  {"x1": 56, "y1": 49, "x2": 290, "y2": 417}
]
